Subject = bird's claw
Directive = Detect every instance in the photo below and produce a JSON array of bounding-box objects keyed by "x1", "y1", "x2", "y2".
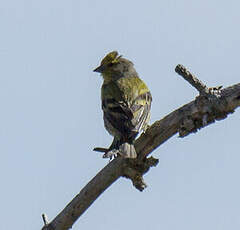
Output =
[{"x1": 103, "y1": 149, "x2": 119, "y2": 160}]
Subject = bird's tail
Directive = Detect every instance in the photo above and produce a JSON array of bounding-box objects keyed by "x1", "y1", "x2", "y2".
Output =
[{"x1": 119, "y1": 142, "x2": 137, "y2": 158}]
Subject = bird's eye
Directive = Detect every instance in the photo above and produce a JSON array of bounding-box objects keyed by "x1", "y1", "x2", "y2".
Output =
[{"x1": 108, "y1": 62, "x2": 114, "y2": 67}]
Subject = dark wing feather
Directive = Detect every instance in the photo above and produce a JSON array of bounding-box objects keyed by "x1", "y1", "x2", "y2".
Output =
[
  {"x1": 131, "y1": 91, "x2": 152, "y2": 132},
  {"x1": 102, "y1": 99, "x2": 136, "y2": 140},
  {"x1": 102, "y1": 91, "x2": 152, "y2": 141}
]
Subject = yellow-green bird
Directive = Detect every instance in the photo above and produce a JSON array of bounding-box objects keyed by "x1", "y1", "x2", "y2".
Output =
[{"x1": 94, "y1": 51, "x2": 152, "y2": 158}]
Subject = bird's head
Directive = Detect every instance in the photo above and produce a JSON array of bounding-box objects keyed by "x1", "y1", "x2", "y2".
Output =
[{"x1": 94, "y1": 51, "x2": 136, "y2": 81}]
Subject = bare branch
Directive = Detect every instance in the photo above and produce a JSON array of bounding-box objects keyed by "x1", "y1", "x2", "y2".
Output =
[
  {"x1": 42, "y1": 214, "x2": 49, "y2": 226},
  {"x1": 175, "y1": 64, "x2": 209, "y2": 95},
  {"x1": 42, "y1": 157, "x2": 124, "y2": 230},
  {"x1": 42, "y1": 65, "x2": 240, "y2": 230}
]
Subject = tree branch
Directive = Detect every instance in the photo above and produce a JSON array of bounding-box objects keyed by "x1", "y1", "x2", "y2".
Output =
[
  {"x1": 175, "y1": 64, "x2": 209, "y2": 94},
  {"x1": 42, "y1": 65, "x2": 240, "y2": 230}
]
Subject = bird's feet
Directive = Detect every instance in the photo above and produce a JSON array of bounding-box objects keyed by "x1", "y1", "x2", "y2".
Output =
[
  {"x1": 103, "y1": 149, "x2": 119, "y2": 159},
  {"x1": 93, "y1": 147, "x2": 119, "y2": 160}
]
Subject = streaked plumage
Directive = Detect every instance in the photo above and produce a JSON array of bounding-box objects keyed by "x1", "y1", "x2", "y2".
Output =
[{"x1": 94, "y1": 51, "x2": 152, "y2": 158}]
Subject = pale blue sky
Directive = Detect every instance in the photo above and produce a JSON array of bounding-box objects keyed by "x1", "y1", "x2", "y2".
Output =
[{"x1": 0, "y1": 1, "x2": 240, "y2": 229}]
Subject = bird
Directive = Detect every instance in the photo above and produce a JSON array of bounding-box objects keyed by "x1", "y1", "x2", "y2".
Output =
[{"x1": 93, "y1": 51, "x2": 152, "y2": 159}]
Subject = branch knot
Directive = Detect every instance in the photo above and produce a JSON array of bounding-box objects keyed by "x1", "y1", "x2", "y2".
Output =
[{"x1": 122, "y1": 157, "x2": 159, "y2": 191}]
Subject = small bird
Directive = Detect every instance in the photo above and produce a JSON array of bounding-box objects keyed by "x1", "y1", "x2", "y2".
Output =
[{"x1": 94, "y1": 51, "x2": 152, "y2": 158}]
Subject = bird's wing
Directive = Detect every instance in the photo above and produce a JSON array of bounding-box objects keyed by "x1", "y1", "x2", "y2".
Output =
[
  {"x1": 102, "y1": 97, "x2": 136, "y2": 139},
  {"x1": 130, "y1": 91, "x2": 152, "y2": 132},
  {"x1": 102, "y1": 77, "x2": 152, "y2": 141}
]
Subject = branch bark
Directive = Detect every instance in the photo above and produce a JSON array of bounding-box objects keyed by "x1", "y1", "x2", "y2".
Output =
[{"x1": 42, "y1": 65, "x2": 240, "y2": 230}]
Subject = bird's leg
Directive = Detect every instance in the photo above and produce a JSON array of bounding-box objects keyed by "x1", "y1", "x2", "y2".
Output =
[
  {"x1": 102, "y1": 137, "x2": 120, "y2": 159},
  {"x1": 93, "y1": 137, "x2": 120, "y2": 159},
  {"x1": 103, "y1": 149, "x2": 119, "y2": 159}
]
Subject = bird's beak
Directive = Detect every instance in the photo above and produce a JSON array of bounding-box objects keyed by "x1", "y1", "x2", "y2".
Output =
[{"x1": 93, "y1": 65, "x2": 105, "y2": 73}]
